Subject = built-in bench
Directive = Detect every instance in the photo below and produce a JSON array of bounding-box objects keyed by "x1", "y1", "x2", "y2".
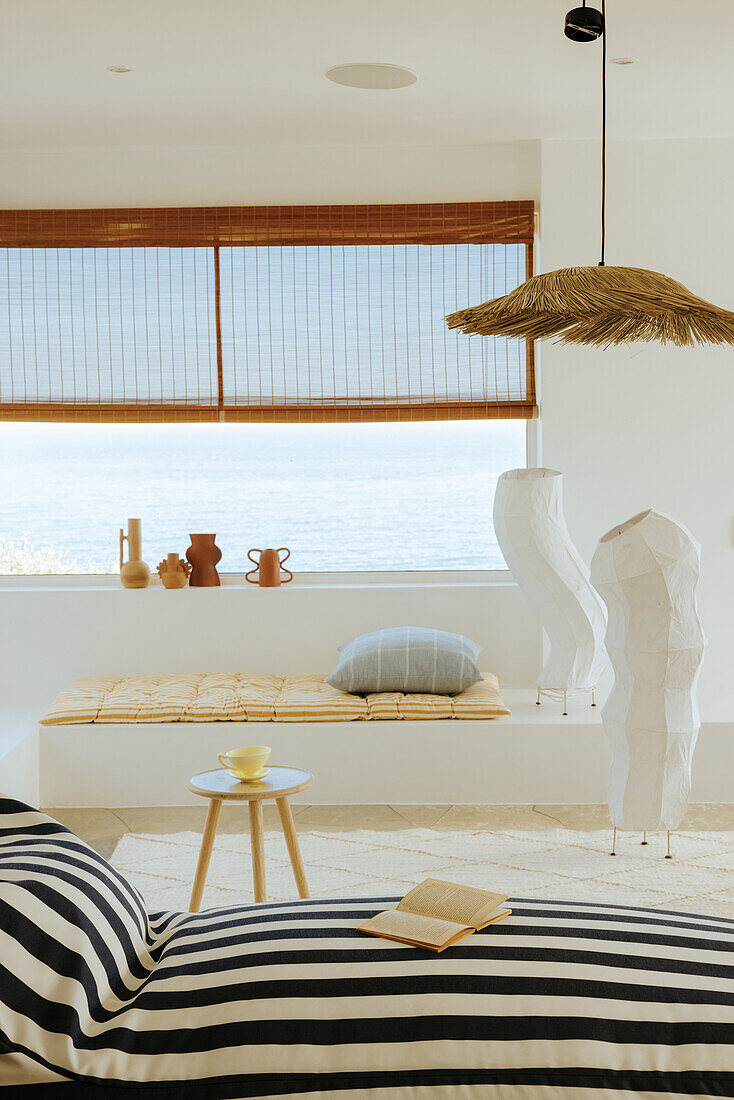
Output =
[
  {"x1": 6, "y1": 693, "x2": 734, "y2": 808},
  {"x1": 36, "y1": 672, "x2": 520, "y2": 805},
  {"x1": 0, "y1": 578, "x2": 545, "y2": 807}
]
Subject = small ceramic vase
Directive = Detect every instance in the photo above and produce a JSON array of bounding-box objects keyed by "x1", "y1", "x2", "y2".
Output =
[
  {"x1": 186, "y1": 534, "x2": 222, "y2": 587},
  {"x1": 157, "y1": 553, "x2": 191, "y2": 589},
  {"x1": 245, "y1": 547, "x2": 293, "y2": 587},
  {"x1": 119, "y1": 518, "x2": 151, "y2": 589}
]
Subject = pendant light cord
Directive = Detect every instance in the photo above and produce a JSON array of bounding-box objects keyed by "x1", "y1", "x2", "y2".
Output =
[{"x1": 599, "y1": 0, "x2": 607, "y2": 266}]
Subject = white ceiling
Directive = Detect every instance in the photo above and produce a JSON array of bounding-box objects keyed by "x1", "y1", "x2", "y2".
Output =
[{"x1": 1, "y1": 0, "x2": 732, "y2": 149}]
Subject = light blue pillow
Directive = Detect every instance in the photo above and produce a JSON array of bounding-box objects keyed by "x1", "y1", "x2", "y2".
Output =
[{"x1": 326, "y1": 626, "x2": 483, "y2": 695}]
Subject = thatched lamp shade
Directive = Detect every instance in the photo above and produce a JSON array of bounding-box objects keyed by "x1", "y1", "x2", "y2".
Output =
[
  {"x1": 447, "y1": 7, "x2": 734, "y2": 349},
  {"x1": 446, "y1": 265, "x2": 734, "y2": 347}
]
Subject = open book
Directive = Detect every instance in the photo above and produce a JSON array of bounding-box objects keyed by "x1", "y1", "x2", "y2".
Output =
[{"x1": 358, "y1": 878, "x2": 511, "y2": 952}]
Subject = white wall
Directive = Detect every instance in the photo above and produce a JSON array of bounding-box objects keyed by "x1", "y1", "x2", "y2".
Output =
[
  {"x1": 0, "y1": 137, "x2": 545, "y2": 712},
  {"x1": 4, "y1": 133, "x2": 734, "y2": 805},
  {"x1": 1, "y1": 582, "x2": 541, "y2": 706},
  {"x1": 0, "y1": 141, "x2": 539, "y2": 206},
  {"x1": 0, "y1": 712, "x2": 38, "y2": 806},
  {"x1": 540, "y1": 137, "x2": 734, "y2": 712}
]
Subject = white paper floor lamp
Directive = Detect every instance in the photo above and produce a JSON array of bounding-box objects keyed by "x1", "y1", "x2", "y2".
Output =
[
  {"x1": 493, "y1": 469, "x2": 608, "y2": 712},
  {"x1": 590, "y1": 510, "x2": 705, "y2": 856}
]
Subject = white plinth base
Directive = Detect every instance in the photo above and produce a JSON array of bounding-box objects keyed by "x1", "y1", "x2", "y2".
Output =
[
  {"x1": 35, "y1": 693, "x2": 734, "y2": 807},
  {"x1": 0, "y1": 709, "x2": 39, "y2": 807}
]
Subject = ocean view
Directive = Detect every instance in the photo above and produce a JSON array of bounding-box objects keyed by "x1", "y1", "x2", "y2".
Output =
[{"x1": 0, "y1": 420, "x2": 524, "y2": 574}]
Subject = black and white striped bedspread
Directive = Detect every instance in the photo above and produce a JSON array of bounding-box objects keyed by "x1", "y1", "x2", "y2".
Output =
[{"x1": 1, "y1": 798, "x2": 733, "y2": 1097}]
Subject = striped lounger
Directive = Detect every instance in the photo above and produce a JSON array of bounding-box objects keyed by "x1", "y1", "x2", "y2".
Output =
[{"x1": 1, "y1": 798, "x2": 733, "y2": 1097}]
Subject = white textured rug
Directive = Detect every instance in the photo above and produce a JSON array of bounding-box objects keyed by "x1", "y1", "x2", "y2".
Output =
[{"x1": 111, "y1": 826, "x2": 734, "y2": 916}]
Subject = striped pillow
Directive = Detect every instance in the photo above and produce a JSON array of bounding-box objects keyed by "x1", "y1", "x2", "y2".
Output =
[{"x1": 326, "y1": 626, "x2": 483, "y2": 694}]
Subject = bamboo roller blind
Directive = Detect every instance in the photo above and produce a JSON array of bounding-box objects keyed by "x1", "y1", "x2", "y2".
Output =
[{"x1": 0, "y1": 202, "x2": 536, "y2": 423}]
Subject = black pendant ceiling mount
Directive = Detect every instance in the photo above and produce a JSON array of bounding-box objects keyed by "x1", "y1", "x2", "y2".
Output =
[{"x1": 564, "y1": 3, "x2": 605, "y2": 42}]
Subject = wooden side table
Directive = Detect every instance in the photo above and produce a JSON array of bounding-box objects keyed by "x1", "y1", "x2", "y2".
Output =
[{"x1": 187, "y1": 765, "x2": 314, "y2": 912}]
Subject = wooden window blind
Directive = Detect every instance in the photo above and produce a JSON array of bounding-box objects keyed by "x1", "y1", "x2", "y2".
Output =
[{"x1": 0, "y1": 202, "x2": 536, "y2": 422}]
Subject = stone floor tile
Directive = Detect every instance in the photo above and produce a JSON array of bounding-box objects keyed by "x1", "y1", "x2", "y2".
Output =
[
  {"x1": 681, "y1": 804, "x2": 734, "y2": 831},
  {"x1": 437, "y1": 805, "x2": 548, "y2": 830},
  {"x1": 294, "y1": 804, "x2": 408, "y2": 830},
  {"x1": 534, "y1": 805, "x2": 610, "y2": 829},
  {"x1": 42, "y1": 807, "x2": 129, "y2": 858},
  {"x1": 389, "y1": 805, "x2": 453, "y2": 827}
]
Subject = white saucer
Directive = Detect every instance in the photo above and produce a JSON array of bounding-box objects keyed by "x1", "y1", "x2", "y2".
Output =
[{"x1": 229, "y1": 767, "x2": 271, "y2": 783}]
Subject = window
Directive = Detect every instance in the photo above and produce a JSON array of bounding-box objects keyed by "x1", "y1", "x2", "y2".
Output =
[
  {"x1": 0, "y1": 247, "x2": 216, "y2": 408},
  {"x1": 0, "y1": 420, "x2": 526, "y2": 573},
  {"x1": 218, "y1": 242, "x2": 530, "y2": 415},
  {"x1": 0, "y1": 203, "x2": 534, "y2": 575}
]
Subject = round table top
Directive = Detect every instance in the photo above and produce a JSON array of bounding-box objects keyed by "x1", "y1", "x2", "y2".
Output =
[{"x1": 187, "y1": 765, "x2": 314, "y2": 801}]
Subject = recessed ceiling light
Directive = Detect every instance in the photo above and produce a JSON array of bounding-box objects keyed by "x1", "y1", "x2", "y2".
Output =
[
  {"x1": 609, "y1": 56, "x2": 637, "y2": 65},
  {"x1": 106, "y1": 65, "x2": 133, "y2": 73},
  {"x1": 325, "y1": 63, "x2": 417, "y2": 90}
]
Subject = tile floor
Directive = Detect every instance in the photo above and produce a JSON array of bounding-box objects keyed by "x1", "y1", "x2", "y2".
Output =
[{"x1": 43, "y1": 803, "x2": 734, "y2": 861}]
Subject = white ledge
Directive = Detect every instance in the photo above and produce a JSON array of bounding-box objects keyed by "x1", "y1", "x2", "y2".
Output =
[{"x1": 0, "y1": 569, "x2": 515, "y2": 592}]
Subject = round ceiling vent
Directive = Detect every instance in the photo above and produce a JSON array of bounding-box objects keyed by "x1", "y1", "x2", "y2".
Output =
[{"x1": 325, "y1": 63, "x2": 417, "y2": 90}]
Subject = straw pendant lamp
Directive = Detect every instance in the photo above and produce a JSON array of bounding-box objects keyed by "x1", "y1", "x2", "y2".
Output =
[{"x1": 446, "y1": 0, "x2": 734, "y2": 348}]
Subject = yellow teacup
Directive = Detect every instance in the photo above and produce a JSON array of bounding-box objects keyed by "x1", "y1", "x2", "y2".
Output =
[{"x1": 218, "y1": 745, "x2": 271, "y2": 779}]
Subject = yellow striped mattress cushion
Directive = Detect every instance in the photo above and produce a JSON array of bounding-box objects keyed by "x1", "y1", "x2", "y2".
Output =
[{"x1": 40, "y1": 672, "x2": 510, "y2": 725}]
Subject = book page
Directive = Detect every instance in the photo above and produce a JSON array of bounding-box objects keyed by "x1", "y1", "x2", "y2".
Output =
[
  {"x1": 397, "y1": 879, "x2": 509, "y2": 928},
  {"x1": 360, "y1": 908, "x2": 466, "y2": 948}
]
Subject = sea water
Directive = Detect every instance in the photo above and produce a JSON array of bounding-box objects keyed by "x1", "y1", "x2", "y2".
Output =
[{"x1": 0, "y1": 420, "x2": 525, "y2": 573}]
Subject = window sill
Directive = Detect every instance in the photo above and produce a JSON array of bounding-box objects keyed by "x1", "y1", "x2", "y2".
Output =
[{"x1": 0, "y1": 569, "x2": 514, "y2": 591}]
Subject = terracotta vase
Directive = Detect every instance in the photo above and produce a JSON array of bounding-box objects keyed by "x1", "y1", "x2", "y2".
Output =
[
  {"x1": 246, "y1": 547, "x2": 293, "y2": 587},
  {"x1": 119, "y1": 518, "x2": 151, "y2": 589},
  {"x1": 157, "y1": 553, "x2": 190, "y2": 589},
  {"x1": 186, "y1": 534, "x2": 222, "y2": 587}
]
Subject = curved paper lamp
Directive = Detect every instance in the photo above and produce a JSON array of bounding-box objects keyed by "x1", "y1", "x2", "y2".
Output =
[
  {"x1": 447, "y1": 266, "x2": 734, "y2": 348},
  {"x1": 493, "y1": 468, "x2": 607, "y2": 692},
  {"x1": 590, "y1": 509, "x2": 706, "y2": 832}
]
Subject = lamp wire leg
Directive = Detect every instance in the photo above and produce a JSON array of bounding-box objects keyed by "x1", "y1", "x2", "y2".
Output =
[
  {"x1": 665, "y1": 831, "x2": 672, "y2": 859},
  {"x1": 641, "y1": 832, "x2": 648, "y2": 846},
  {"x1": 563, "y1": 691, "x2": 568, "y2": 716},
  {"x1": 536, "y1": 688, "x2": 541, "y2": 706},
  {"x1": 610, "y1": 827, "x2": 616, "y2": 856}
]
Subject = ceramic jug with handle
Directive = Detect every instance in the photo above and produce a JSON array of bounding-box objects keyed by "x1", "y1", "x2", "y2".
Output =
[
  {"x1": 119, "y1": 518, "x2": 151, "y2": 589},
  {"x1": 246, "y1": 547, "x2": 293, "y2": 587}
]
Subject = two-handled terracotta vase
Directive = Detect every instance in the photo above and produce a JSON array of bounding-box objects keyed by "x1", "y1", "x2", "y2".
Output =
[{"x1": 245, "y1": 547, "x2": 293, "y2": 587}]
